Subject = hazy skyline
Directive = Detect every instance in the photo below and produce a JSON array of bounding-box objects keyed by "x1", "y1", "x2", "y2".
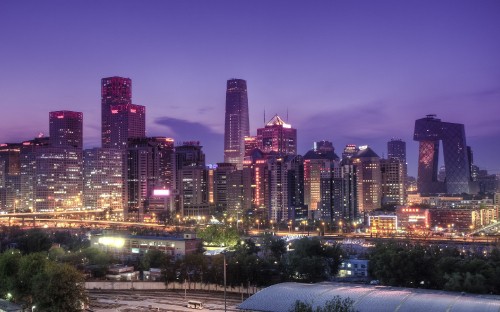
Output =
[{"x1": 1, "y1": 0, "x2": 500, "y2": 176}]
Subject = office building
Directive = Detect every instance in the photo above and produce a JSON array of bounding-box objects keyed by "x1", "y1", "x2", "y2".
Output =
[
  {"x1": 387, "y1": 139, "x2": 406, "y2": 163},
  {"x1": 49, "y1": 111, "x2": 83, "y2": 149},
  {"x1": 101, "y1": 76, "x2": 132, "y2": 148},
  {"x1": 303, "y1": 141, "x2": 338, "y2": 217},
  {"x1": 0, "y1": 143, "x2": 22, "y2": 212},
  {"x1": 83, "y1": 148, "x2": 124, "y2": 214},
  {"x1": 414, "y1": 115, "x2": 472, "y2": 194},
  {"x1": 101, "y1": 77, "x2": 145, "y2": 149},
  {"x1": 257, "y1": 115, "x2": 297, "y2": 155},
  {"x1": 173, "y1": 142, "x2": 209, "y2": 217},
  {"x1": 224, "y1": 79, "x2": 250, "y2": 170},
  {"x1": 380, "y1": 158, "x2": 406, "y2": 206},
  {"x1": 342, "y1": 144, "x2": 359, "y2": 160},
  {"x1": 352, "y1": 147, "x2": 381, "y2": 215}
]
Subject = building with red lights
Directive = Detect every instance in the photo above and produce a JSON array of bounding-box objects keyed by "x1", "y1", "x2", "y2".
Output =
[
  {"x1": 49, "y1": 110, "x2": 83, "y2": 149},
  {"x1": 396, "y1": 206, "x2": 429, "y2": 232},
  {"x1": 101, "y1": 76, "x2": 132, "y2": 148}
]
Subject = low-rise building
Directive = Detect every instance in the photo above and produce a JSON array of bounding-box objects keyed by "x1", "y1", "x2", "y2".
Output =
[
  {"x1": 337, "y1": 259, "x2": 369, "y2": 279},
  {"x1": 368, "y1": 214, "x2": 397, "y2": 235},
  {"x1": 90, "y1": 232, "x2": 200, "y2": 259}
]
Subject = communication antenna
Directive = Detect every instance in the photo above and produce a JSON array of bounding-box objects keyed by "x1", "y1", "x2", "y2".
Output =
[
  {"x1": 287, "y1": 108, "x2": 289, "y2": 122},
  {"x1": 264, "y1": 109, "x2": 266, "y2": 123}
]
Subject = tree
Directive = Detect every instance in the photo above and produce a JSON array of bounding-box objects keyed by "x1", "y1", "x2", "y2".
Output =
[
  {"x1": 16, "y1": 229, "x2": 52, "y2": 254},
  {"x1": 286, "y1": 237, "x2": 344, "y2": 283},
  {"x1": 32, "y1": 262, "x2": 88, "y2": 312},
  {"x1": 0, "y1": 250, "x2": 22, "y2": 298},
  {"x1": 16, "y1": 252, "x2": 48, "y2": 303},
  {"x1": 290, "y1": 296, "x2": 357, "y2": 312},
  {"x1": 140, "y1": 249, "x2": 170, "y2": 271},
  {"x1": 197, "y1": 224, "x2": 240, "y2": 247}
]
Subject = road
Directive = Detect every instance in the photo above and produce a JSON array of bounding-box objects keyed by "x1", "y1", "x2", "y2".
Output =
[{"x1": 88, "y1": 289, "x2": 246, "y2": 312}]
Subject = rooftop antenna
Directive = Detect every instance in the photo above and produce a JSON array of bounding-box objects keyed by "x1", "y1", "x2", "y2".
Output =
[
  {"x1": 287, "y1": 108, "x2": 289, "y2": 122},
  {"x1": 264, "y1": 109, "x2": 266, "y2": 123}
]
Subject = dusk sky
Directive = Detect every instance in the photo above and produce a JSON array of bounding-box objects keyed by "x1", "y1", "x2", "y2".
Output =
[{"x1": 1, "y1": 1, "x2": 500, "y2": 176}]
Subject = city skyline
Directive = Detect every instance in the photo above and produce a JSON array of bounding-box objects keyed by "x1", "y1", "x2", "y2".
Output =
[{"x1": 1, "y1": 1, "x2": 500, "y2": 176}]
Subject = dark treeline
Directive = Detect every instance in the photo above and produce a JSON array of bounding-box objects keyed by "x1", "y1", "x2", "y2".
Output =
[{"x1": 369, "y1": 241, "x2": 500, "y2": 294}]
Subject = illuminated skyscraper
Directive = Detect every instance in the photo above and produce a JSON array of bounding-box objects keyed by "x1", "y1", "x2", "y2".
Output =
[
  {"x1": 303, "y1": 141, "x2": 338, "y2": 217},
  {"x1": 224, "y1": 79, "x2": 250, "y2": 170},
  {"x1": 257, "y1": 115, "x2": 297, "y2": 155},
  {"x1": 387, "y1": 139, "x2": 406, "y2": 163},
  {"x1": 49, "y1": 111, "x2": 83, "y2": 149},
  {"x1": 173, "y1": 142, "x2": 209, "y2": 217},
  {"x1": 413, "y1": 115, "x2": 471, "y2": 194},
  {"x1": 101, "y1": 77, "x2": 145, "y2": 149},
  {"x1": 352, "y1": 147, "x2": 381, "y2": 214},
  {"x1": 83, "y1": 148, "x2": 123, "y2": 213}
]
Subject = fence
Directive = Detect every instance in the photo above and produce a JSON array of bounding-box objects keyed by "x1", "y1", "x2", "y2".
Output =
[{"x1": 85, "y1": 281, "x2": 260, "y2": 295}]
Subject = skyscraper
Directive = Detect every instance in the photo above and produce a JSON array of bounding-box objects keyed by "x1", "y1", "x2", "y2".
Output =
[
  {"x1": 49, "y1": 111, "x2": 83, "y2": 149},
  {"x1": 352, "y1": 147, "x2": 382, "y2": 214},
  {"x1": 413, "y1": 115, "x2": 471, "y2": 194},
  {"x1": 387, "y1": 139, "x2": 406, "y2": 163},
  {"x1": 101, "y1": 77, "x2": 145, "y2": 149},
  {"x1": 257, "y1": 115, "x2": 297, "y2": 155},
  {"x1": 101, "y1": 77, "x2": 132, "y2": 148},
  {"x1": 83, "y1": 148, "x2": 123, "y2": 213},
  {"x1": 224, "y1": 79, "x2": 250, "y2": 170}
]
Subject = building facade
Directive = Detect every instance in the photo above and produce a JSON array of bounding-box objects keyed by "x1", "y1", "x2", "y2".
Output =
[
  {"x1": 224, "y1": 79, "x2": 250, "y2": 170},
  {"x1": 413, "y1": 115, "x2": 471, "y2": 194}
]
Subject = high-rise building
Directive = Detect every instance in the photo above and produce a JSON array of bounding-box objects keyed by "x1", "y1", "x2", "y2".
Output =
[
  {"x1": 342, "y1": 144, "x2": 359, "y2": 160},
  {"x1": 0, "y1": 143, "x2": 22, "y2": 212},
  {"x1": 387, "y1": 139, "x2": 406, "y2": 163},
  {"x1": 83, "y1": 148, "x2": 123, "y2": 214},
  {"x1": 244, "y1": 136, "x2": 258, "y2": 157},
  {"x1": 267, "y1": 155, "x2": 289, "y2": 222},
  {"x1": 380, "y1": 158, "x2": 406, "y2": 206},
  {"x1": 287, "y1": 155, "x2": 307, "y2": 221},
  {"x1": 173, "y1": 142, "x2": 209, "y2": 217},
  {"x1": 303, "y1": 141, "x2": 339, "y2": 218},
  {"x1": 257, "y1": 115, "x2": 297, "y2": 155},
  {"x1": 19, "y1": 137, "x2": 49, "y2": 211},
  {"x1": 413, "y1": 115, "x2": 471, "y2": 194},
  {"x1": 101, "y1": 77, "x2": 132, "y2": 148},
  {"x1": 49, "y1": 111, "x2": 83, "y2": 149},
  {"x1": 125, "y1": 137, "x2": 175, "y2": 220},
  {"x1": 32, "y1": 146, "x2": 83, "y2": 211},
  {"x1": 224, "y1": 79, "x2": 250, "y2": 170},
  {"x1": 101, "y1": 77, "x2": 145, "y2": 149},
  {"x1": 352, "y1": 147, "x2": 381, "y2": 215},
  {"x1": 214, "y1": 163, "x2": 237, "y2": 214}
]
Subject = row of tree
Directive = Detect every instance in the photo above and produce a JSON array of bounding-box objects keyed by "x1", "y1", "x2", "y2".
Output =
[
  {"x1": 0, "y1": 250, "x2": 88, "y2": 311},
  {"x1": 369, "y1": 241, "x2": 500, "y2": 294}
]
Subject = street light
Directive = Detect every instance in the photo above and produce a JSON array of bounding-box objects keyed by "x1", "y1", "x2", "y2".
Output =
[
  {"x1": 339, "y1": 221, "x2": 343, "y2": 234},
  {"x1": 256, "y1": 219, "x2": 260, "y2": 232}
]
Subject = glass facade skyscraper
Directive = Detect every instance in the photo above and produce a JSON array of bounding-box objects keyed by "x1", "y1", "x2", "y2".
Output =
[
  {"x1": 413, "y1": 115, "x2": 471, "y2": 194},
  {"x1": 224, "y1": 79, "x2": 249, "y2": 170}
]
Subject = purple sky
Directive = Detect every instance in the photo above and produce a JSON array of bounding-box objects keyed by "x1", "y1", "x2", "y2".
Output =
[{"x1": 1, "y1": 0, "x2": 500, "y2": 176}]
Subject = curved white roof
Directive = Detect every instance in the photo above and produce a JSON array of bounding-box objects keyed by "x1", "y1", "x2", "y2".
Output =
[{"x1": 237, "y1": 282, "x2": 500, "y2": 312}]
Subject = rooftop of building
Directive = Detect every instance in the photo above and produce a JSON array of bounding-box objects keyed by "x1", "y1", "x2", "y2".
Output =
[{"x1": 238, "y1": 282, "x2": 500, "y2": 312}]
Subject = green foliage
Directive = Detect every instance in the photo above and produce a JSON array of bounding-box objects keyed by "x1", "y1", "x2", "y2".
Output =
[
  {"x1": 16, "y1": 229, "x2": 52, "y2": 254},
  {"x1": 0, "y1": 250, "x2": 87, "y2": 311},
  {"x1": 0, "y1": 249, "x2": 22, "y2": 298},
  {"x1": 140, "y1": 249, "x2": 171, "y2": 271},
  {"x1": 197, "y1": 224, "x2": 240, "y2": 247},
  {"x1": 32, "y1": 262, "x2": 88, "y2": 311},
  {"x1": 369, "y1": 242, "x2": 500, "y2": 294},
  {"x1": 290, "y1": 296, "x2": 357, "y2": 312},
  {"x1": 286, "y1": 237, "x2": 344, "y2": 283}
]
